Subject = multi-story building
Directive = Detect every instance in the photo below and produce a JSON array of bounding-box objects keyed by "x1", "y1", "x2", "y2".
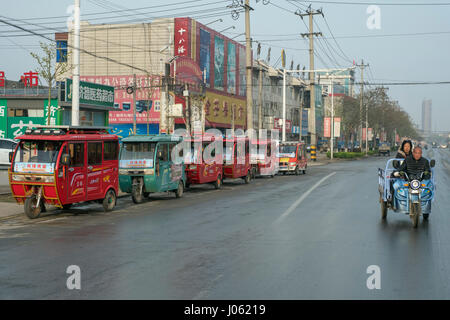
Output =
[
  {"x1": 57, "y1": 17, "x2": 248, "y2": 138},
  {"x1": 422, "y1": 99, "x2": 432, "y2": 133},
  {"x1": 251, "y1": 59, "x2": 308, "y2": 141}
]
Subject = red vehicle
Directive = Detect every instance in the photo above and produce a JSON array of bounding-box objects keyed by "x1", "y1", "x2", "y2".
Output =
[
  {"x1": 278, "y1": 141, "x2": 308, "y2": 175},
  {"x1": 251, "y1": 138, "x2": 279, "y2": 178},
  {"x1": 223, "y1": 136, "x2": 252, "y2": 184},
  {"x1": 9, "y1": 126, "x2": 119, "y2": 219},
  {"x1": 185, "y1": 135, "x2": 223, "y2": 189}
]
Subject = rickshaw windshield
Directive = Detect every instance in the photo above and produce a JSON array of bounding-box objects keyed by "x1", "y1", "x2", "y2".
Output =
[
  {"x1": 121, "y1": 142, "x2": 156, "y2": 167},
  {"x1": 13, "y1": 140, "x2": 62, "y2": 173},
  {"x1": 279, "y1": 145, "x2": 297, "y2": 157},
  {"x1": 14, "y1": 140, "x2": 62, "y2": 164}
]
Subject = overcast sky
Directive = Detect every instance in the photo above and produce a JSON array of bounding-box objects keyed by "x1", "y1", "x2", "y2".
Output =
[{"x1": 1, "y1": 0, "x2": 449, "y2": 131}]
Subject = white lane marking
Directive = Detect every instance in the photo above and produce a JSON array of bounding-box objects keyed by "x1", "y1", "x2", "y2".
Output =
[{"x1": 274, "y1": 171, "x2": 337, "y2": 225}]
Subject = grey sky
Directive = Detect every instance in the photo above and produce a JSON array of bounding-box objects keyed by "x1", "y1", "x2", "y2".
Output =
[{"x1": 1, "y1": 0, "x2": 449, "y2": 131}]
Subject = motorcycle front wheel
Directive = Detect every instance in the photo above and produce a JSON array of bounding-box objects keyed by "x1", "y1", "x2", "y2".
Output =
[{"x1": 411, "y1": 202, "x2": 420, "y2": 228}]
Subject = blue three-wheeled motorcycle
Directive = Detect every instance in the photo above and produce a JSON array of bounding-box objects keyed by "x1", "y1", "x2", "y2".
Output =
[{"x1": 378, "y1": 158, "x2": 436, "y2": 228}]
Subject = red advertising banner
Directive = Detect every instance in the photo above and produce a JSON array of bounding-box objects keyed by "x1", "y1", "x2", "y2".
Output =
[
  {"x1": 324, "y1": 117, "x2": 341, "y2": 138},
  {"x1": 324, "y1": 117, "x2": 331, "y2": 138},
  {"x1": 0, "y1": 71, "x2": 5, "y2": 87},
  {"x1": 174, "y1": 18, "x2": 190, "y2": 57},
  {"x1": 80, "y1": 75, "x2": 162, "y2": 124}
]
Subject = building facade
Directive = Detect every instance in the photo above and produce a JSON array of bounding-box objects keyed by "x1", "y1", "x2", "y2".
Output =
[
  {"x1": 422, "y1": 99, "x2": 432, "y2": 133},
  {"x1": 58, "y1": 17, "x2": 248, "y2": 138}
]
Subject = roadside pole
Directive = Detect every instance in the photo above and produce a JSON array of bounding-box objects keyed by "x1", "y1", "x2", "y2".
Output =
[{"x1": 72, "y1": 0, "x2": 80, "y2": 126}]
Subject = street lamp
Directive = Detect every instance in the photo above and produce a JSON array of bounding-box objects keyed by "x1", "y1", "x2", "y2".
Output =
[
  {"x1": 205, "y1": 18, "x2": 223, "y2": 26},
  {"x1": 219, "y1": 26, "x2": 235, "y2": 33}
]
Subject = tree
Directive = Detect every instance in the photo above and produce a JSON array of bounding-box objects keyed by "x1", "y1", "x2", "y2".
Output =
[{"x1": 30, "y1": 42, "x2": 71, "y2": 125}]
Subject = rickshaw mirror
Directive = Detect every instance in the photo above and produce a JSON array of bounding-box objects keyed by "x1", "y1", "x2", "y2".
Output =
[
  {"x1": 393, "y1": 160, "x2": 400, "y2": 169},
  {"x1": 430, "y1": 159, "x2": 435, "y2": 168},
  {"x1": 61, "y1": 153, "x2": 70, "y2": 166},
  {"x1": 8, "y1": 152, "x2": 13, "y2": 163}
]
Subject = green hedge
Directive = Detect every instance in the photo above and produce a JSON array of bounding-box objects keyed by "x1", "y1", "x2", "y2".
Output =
[{"x1": 326, "y1": 151, "x2": 376, "y2": 158}]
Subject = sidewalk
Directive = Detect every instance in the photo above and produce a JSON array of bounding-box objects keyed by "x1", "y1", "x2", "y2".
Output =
[{"x1": 0, "y1": 201, "x2": 23, "y2": 220}]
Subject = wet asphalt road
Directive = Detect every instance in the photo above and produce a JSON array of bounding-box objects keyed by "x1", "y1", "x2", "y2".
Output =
[{"x1": 1, "y1": 149, "x2": 449, "y2": 299}]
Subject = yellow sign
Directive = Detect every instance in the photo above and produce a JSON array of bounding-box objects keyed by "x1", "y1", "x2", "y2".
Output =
[{"x1": 204, "y1": 90, "x2": 246, "y2": 127}]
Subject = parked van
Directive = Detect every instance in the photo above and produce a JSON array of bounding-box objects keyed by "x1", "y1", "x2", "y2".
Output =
[
  {"x1": 9, "y1": 126, "x2": 119, "y2": 218},
  {"x1": 119, "y1": 135, "x2": 186, "y2": 203}
]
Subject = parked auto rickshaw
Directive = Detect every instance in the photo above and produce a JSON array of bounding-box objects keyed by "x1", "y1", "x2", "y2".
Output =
[
  {"x1": 9, "y1": 126, "x2": 120, "y2": 219},
  {"x1": 119, "y1": 135, "x2": 186, "y2": 203},
  {"x1": 185, "y1": 134, "x2": 223, "y2": 189},
  {"x1": 250, "y1": 138, "x2": 279, "y2": 178},
  {"x1": 278, "y1": 141, "x2": 307, "y2": 175},
  {"x1": 223, "y1": 136, "x2": 252, "y2": 183}
]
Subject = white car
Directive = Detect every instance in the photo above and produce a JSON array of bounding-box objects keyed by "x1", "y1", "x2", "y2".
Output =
[{"x1": 0, "y1": 138, "x2": 18, "y2": 165}]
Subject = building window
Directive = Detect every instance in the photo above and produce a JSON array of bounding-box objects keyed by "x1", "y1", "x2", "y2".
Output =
[{"x1": 56, "y1": 41, "x2": 68, "y2": 63}]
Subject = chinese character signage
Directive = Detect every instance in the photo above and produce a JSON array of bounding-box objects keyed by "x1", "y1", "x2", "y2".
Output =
[
  {"x1": 66, "y1": 78, "x2": 115, "y2": 108},
  {"x1": 79, "y1": 75, "x2": 161, "y2": 125},
  {"x1": 0, "y1": 100, "x2": 6, "y2": 139},
  {"x1": 324, "y1": 117, "x2": 341, "y2": 138},
  {"x1": 119, "y1": 159, "x2": 154, "y2": 168},
  {"x1": 174, "y1": 18, "x2": 190, "y2": 57},
  {"x1": 21, "y1": 71, "x2": 39, "y2": 87},
  {"x1": 14, "y1": 162, "x2": 55, "y2": 174},
  {"x1": 204, "y1": 90, "x2": 246, "y2": 128},
  {"x1": 0, "y1": 71, "x2": 5, "y2": 87}
]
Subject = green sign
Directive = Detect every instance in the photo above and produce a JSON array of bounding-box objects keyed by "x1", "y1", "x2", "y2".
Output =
[
  {"x1": 7, "y1": 117, "x2": 45, "y2": 140},
  {"x1": 0, "y1": 99, "x2": 7, "y2": 139},
  {"x1": 66, "y1": 78, "x2": 114, "y2": 108}
]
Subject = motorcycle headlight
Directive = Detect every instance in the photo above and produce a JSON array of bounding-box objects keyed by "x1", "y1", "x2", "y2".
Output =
[{"x1": 410, "y1": 180, "x2": 420, "y2": 190}]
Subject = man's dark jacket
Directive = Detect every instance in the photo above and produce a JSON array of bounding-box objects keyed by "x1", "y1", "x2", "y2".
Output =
[{"x1": 398, "y1": 155, "x2": 431, "y2": 180}]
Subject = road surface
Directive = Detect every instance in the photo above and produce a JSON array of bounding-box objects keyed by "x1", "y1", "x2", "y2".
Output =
[{"x1": 1, "y1": 149, "x2": 449, "y2": 299}]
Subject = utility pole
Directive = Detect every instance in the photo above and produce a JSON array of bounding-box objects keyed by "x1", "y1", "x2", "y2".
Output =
[
  {"x1": 299, "y1": 86, "x2": 304, "y2": 142},
  {"x1": 297, "y1": 7, "x2": 323, "y2": 161},
  {"x1": 257, "y1": 43, "x2": 263, "y2": 134},
  {"x1": 133, "y1": 74, "x2": 137, "y2": 135},
  {"x1": 356, "y1": 60, "x2": 369, "y2": 153},
  {"x1": 244, "y1": 0, "x2": 254, "y2": 136},
  {"x1": 72, "y1": 0, "x2": 80, "y2": 126}
]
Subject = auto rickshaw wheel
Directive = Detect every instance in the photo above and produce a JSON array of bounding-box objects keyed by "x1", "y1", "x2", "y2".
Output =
[
  {"x1": 380, "y1": 196, "x2": 387, "y2": 220},
  {"x1": 143, "y1": 192, "x2": 150, "y2": 198},
  {"x1": 423, "y1": 214, "x2": 429, "y2": 221},
  {"x1": 24, "y1": 195, "x2": 42, "y2": 219},
  {"x1": 132, "y1": 184, "x2": 144, "y2": 204},
  {"x1": 103, "y1": 189, "x2": 116, "y2": 212},
  {"x1": 62, "y1": 204, "x2": 72, "y2": 210},
  {"x1": 214, "y1": 175, "x2": 222, "y2": 189},
  {"x1": 175, "y1": 182, "x2": 184, "y2": 198}
]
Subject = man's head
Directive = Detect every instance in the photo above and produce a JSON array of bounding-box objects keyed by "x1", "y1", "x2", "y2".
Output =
[{"x1": 412, "y1": 146, "x2": 422, "y2": 161}]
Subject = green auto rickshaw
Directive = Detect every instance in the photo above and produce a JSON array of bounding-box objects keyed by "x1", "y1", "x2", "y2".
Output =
[{"x1": 119, "y1": 135, "x2": 186, "y2": 203}]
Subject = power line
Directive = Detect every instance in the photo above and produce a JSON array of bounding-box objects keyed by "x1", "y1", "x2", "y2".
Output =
[{"x1": 288, "y1": 0, "x2": 450, "y2": 5}]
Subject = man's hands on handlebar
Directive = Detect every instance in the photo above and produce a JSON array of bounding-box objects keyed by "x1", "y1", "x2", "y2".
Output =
[{"x1": 393, "y1": 171, "x2": 405, "y2": 178}]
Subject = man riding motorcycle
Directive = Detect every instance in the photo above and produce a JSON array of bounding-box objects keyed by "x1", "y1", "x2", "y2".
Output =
[{"x1": 393, "y1": 146, "x2": 431, "y2": 180}]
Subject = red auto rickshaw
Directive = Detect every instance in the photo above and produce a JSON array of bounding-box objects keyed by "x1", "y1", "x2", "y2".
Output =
[
  {"x1": 278, "y1": 141, "x2": 308, "y2": 175},
  {"x1": 223, "y1": 136, "x2": 252, "y2": 184},
  {"x1": 9, "y1": 126, "x2": 119, "y2": 219},
  {"x1": 250, "y1": 138, "x2": 279, "y2": 178},
  {"x1": 185, "y1": 134, "x2": 223, "y2": 189}
]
